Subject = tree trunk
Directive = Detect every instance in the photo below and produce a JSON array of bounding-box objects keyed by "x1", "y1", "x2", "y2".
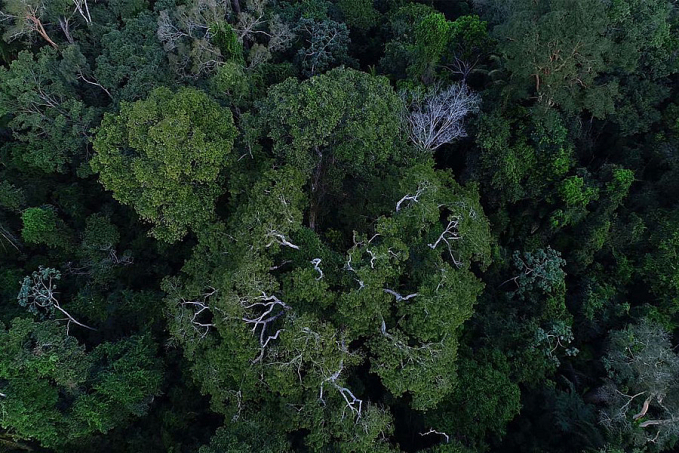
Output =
[
  {"x1": 633, "y1": 394, "x2": 654, "y2": 420},
  {"x1": 28, "y1": 14, "x2": 58, "y2": 49},
  {"x1": 639, "y1": 418, "x2": 679, "y2": 428},
  {"x1": 59, "y1": 17, "x2": 74, "y2": 44}
]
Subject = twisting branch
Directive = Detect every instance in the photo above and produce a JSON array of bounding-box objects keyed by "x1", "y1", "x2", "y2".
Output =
[
  {"x1": 428, "y1": 217, "x2": 462, "y2": 266},
  {"x1": 395, "y1": 182, "x2": 430, "y2": 212},
  {"x1": 241, "y1": 292, "x2": 290, "y2": 363},
  {"x1": 319, "y1": 351, "x2": 362, "y2": 420},
  {"x1": 420, "y1": 428, "x2": 450, "y2": 444},
  {"x1": 265, "y1": 229, "x2": 299, "y2": 250},
  {"x1": 383, "y1": 288, "x2": 418, "y2": 302},
  {"x1": 175, "y1": 287, "x2": 219, "y2": 340},
  {"x1": 311, "y1": 258, "x2": 323, "y2": 280}
]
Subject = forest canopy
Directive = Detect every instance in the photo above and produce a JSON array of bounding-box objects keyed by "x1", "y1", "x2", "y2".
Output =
[{"x1": 1, "y1": 0, "x2": 679, "y2": 452}]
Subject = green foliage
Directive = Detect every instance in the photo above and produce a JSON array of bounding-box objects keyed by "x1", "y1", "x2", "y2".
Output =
[
  {"x1": 263, "y1": 68, "x2": 403, "y2": 175},
  {"x1": 21, "y1": 206, "x2": 69, "y2": 248},
  {"x1": 91, "y1": 87, "x2": 237, "y2": 242},
  {"x1": 337, "y1": 0, "x2": 379, "y2": 30},
  {"x1": 493, "y1": 0, "x2": 675, "y2": 118},
  {"x1": 426, "y1": 348, "x2": 521, "y2": 449},
  {"x1": 0, "y1": 48, "x2": 98, "y2": 173},
  {"x1": 1, "y1": 0, "x2": 679, "y2": 451},
  {"x1": 381, "y1": 3, "x2": 450, "y2": 83},
  {"x1": 211, "y1": 22, "x2": 244, "y2": 63},
  {"x1": 557, "y1": 176, "x2": 599, "y2": 208},
  {"x1": 509, "y1": 247, "x2": 566, "y2": 296},
  {"x1": 0, "y1": 319, "x2": 162, "y2": 449},
  {"x1": 0, "y1": 181, "x2": 25, "y2": 212},
  {"x1": 295, "y1": 18, "x2": 352, "y2": 77},
  {"x1": 209, "y1": 61, "x2": 253, "y2": 107},
  {"x1": 95, "y1": 12, "x2": 173, "y2": 102}
]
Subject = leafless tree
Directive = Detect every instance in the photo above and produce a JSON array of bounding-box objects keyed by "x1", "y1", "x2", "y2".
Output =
[
  {"x1": 403, "y1": 83, "x2": 480, "y2": 152},
  {"x1": 445, "y1": 54, "x2": 481, "y2": 82},
  {"x1": 157, "y1": 0, "x2": 294, "y2": 77}
]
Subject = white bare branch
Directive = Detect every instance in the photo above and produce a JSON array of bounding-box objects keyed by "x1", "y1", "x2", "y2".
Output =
[
  {"x1": 311, "y1": 258, "x2": 323, "y2": 280},
  {"x1": 383, "y1": 288, "x2": 418, "y2": 302},
  {"x1": 19, "y1": 268, "x2": 95, "y2": 333},
  {"x1": 175, "y1": 287, "x2": 219, "y2": 340},
  {"x1": 241, "y1": 291, "x2": 290, "y2": 363},
  {"x1": 428, "y1": 216, "x2": 462, "y2": 267},
  {"x1": 396, "y1": 182, "x2": 430, "y2": 212},
  {"x1": 77, "y1": 70, "x2": 113, "y2": 99},
  {"x1": 379, "y1": 319, "x2": 446, "y2": 368},
  {"x1": 265, "y1": 229, "x2": 299, "y2": 250},
  {"x1": 420, "y1": 428, "x2": 450, "y2": 444},
  {"x1": 72, "y1": 0, "x2": 92, "y2": 24},
  {"x1": 320, "y1": 354, "x2": 362, "y2": 420}
]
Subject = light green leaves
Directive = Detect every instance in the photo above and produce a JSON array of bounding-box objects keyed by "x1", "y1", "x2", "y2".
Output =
[{"x1": 91, "y1": 87, "x2": 237, "y2": 242}]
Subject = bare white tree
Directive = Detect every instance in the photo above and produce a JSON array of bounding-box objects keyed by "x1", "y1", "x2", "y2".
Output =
[
  {"x1": 599, "y1": 320, "x2": 679, "y2": 448},
  {"x1": 403, "y1": 83, "x2": 480, "y2": 153},
  {"x1": 157, "y1": 0, "x2": 294, "y2": 76}
]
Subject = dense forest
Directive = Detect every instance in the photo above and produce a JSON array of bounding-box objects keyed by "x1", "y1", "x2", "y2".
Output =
[{"x1": 1, "y1": 0, "x2": 678, "y2": 451}]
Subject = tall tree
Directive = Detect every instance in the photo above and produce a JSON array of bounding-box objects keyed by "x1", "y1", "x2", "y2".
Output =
[{"x1": 91, "y1": 87, "x2": 237, "y2": 242}]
